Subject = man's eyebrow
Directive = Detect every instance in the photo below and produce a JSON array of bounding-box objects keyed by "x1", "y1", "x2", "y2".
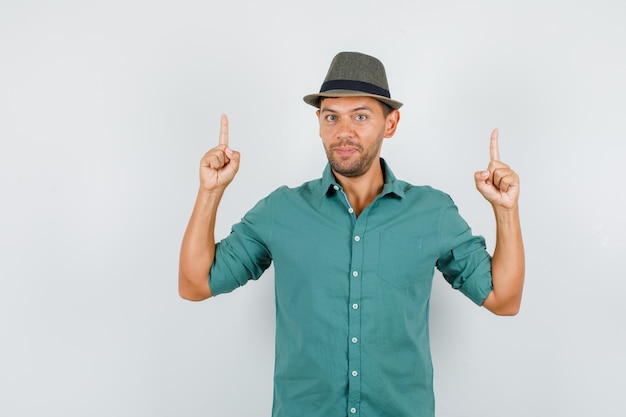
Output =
[{"x1": 320, "y1": 106, "x2": 374, "y2": 113}]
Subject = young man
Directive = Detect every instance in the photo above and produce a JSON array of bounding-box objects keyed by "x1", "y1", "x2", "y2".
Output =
[{"x1": 179, "y1": 52, "x2": 524, "y2": 417}]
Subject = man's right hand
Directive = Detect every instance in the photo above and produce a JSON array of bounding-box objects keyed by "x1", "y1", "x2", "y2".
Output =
[
  {"x1": 179, "y1": 114, "x2": 240, "y2": 301},
  {"x1": 199, "y1": 114, "x2": 240, "y2": 192}
]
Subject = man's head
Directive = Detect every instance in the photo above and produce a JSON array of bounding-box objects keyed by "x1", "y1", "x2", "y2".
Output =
[{"x1": 306, "y1": 52, "x2": 402, "y2": 178}]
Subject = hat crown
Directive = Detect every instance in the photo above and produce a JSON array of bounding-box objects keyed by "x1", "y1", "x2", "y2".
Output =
[{"x1": 323, "y1": 52, "x2": 390, "y2": 91}]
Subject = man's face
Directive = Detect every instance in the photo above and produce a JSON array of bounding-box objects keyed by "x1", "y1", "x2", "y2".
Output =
[{"x1": 317, "y1": 96, "x2": 399, "y2": 178}]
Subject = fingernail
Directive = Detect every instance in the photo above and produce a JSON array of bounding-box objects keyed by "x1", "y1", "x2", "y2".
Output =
[{"x1": 226, "y1": 148, "x2": 233, "y2": 157}]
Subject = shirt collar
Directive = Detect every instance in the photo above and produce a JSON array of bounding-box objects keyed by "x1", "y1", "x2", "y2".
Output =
[{"x1": 323, "y1": 158, "x2": 405, "y2": 199}]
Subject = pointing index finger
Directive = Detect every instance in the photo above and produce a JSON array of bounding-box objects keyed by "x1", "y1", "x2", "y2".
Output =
[
  {"x1": 490, "y1": 128, "x2": 500, "y2": 162},
  {"x1": 219, "y1": 114, "x2": 229, "y2": 146}
]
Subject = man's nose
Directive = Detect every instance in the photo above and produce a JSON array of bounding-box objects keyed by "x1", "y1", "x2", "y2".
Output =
[{"x1": 336, "y1": 118, "x2": 354, "y2": 139}]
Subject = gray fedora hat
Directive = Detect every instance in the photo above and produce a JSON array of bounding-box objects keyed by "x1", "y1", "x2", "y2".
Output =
[{"x1": 303, "y1": 51, "x2": 403, "y2": 110}]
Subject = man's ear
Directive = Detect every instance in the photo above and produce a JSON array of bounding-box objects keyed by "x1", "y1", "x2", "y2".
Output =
[{"x1": 384, "y1": 110, "x2": 401, "y2": 138}]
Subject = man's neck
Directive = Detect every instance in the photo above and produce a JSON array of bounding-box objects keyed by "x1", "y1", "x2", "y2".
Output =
[{"x1": 333, "y1": 161, "x2": 384, "y2": 217}]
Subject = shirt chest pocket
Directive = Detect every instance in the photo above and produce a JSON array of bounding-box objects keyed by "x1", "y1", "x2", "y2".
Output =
[{"x1": 376, "y1": 232, "x2": 431, "y2": 289}]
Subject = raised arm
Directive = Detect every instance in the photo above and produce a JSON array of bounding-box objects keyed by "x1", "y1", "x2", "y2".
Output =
[
  {"x1": 178, "y1": 115, "x2": 241, "y2": 301},
  {"x1": 474, "y1": 129, "x2": 525, "y2": 315}
]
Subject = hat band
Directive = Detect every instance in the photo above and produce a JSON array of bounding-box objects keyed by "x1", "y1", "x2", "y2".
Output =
[{"x1": 320, "y1": 79, "x2": 391, "y2": 98}]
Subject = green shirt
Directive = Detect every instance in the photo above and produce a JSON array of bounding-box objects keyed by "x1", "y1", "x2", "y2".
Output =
[{"x1": 210, "y1": 159, "x2": 493, "y2": 417}]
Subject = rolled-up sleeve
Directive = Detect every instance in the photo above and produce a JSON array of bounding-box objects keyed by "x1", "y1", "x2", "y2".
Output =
[
  {"x1": 208, "y1": 193, "x2": 274, "y2": 296},
  {"x1": 436, "y1": 199, "x2": 493, "y2": 306}
]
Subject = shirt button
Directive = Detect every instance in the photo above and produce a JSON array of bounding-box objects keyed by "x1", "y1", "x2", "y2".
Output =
[
  {"x1": 350, "y1": 407, "x2": 357, "y2": 414},
  {"x1": 348, "y1": 207, "x2": 354, "y2": 214},
  {"x1": 354, "y1": 235, "x2": 360, "y2": 242},
  {"x1": 352, "y1": 303, "x2": 359, "y2": 310},
  {"x1": 352, "y1": 337, "x2": 358, "y2": 343},
  {"x1": 352, "y1": 370, "x2": 358, "y2": 377},
  {"x1": 333, "y1": 185, "x2": 339, "y2": 191},
  {"x1": 352, "y1": 271, "x2": 359, "y2": 277}
]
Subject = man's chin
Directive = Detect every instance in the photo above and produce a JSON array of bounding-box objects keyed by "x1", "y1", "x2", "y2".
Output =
[{"x1": 331, "y1": 161, "x2": 367, "y2": 178}]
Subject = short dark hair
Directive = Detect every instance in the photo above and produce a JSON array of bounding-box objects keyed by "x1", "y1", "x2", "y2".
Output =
[{"x1": 378, "y1": 100, "x2": 393, "y2": 118}]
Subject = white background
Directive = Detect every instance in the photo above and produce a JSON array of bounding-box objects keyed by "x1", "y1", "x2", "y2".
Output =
[{"x1": 1, "y1": 1, "x2": 625, "y2": 416}]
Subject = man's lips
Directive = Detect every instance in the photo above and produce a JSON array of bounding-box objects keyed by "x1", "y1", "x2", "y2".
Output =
[
  {"x1": 334, "y1": 146, "x2": 358, "y2": 156},
  {"x1": 331, "y1": 142, "x2": 361, "y2": 156}
]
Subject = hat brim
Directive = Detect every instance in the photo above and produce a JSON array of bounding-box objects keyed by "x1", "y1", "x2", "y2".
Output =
[{"x1": 303, "y1": 90, "x2": 403, "y2": 110}]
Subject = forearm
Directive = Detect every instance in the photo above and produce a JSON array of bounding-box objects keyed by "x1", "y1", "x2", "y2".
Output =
[
  {"x1": 178, "y1": 188, "x2": 225, "y2": 301},
  {"x1": 483, "y1": 205, "x2": 525, "y2": 315}
]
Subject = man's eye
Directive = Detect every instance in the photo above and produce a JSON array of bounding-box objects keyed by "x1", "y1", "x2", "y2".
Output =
[
  {"x1": 355, "y1": 115, "x2": 366, "y2": 121},
  {"x1": 326, "y1": 115, "x2": 337, "y2": 121}
]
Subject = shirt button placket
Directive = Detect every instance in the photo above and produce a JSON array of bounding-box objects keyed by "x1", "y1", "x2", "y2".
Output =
[{"x1": 348, "y1": 224, "x2": 364, "y2": 417}]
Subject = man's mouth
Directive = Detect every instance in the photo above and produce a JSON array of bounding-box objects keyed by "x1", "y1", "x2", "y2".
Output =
[
  {"x1": 334, "y1": 146, "x2": 358, "y2": 156},
  {"x1": 331, "y1": 141, "x2": 361, "y2": 156}
]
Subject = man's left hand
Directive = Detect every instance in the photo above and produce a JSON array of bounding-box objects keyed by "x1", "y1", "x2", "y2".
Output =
[{"x1": 474, "y1": 128, "x2": 520, "y2": 210}]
